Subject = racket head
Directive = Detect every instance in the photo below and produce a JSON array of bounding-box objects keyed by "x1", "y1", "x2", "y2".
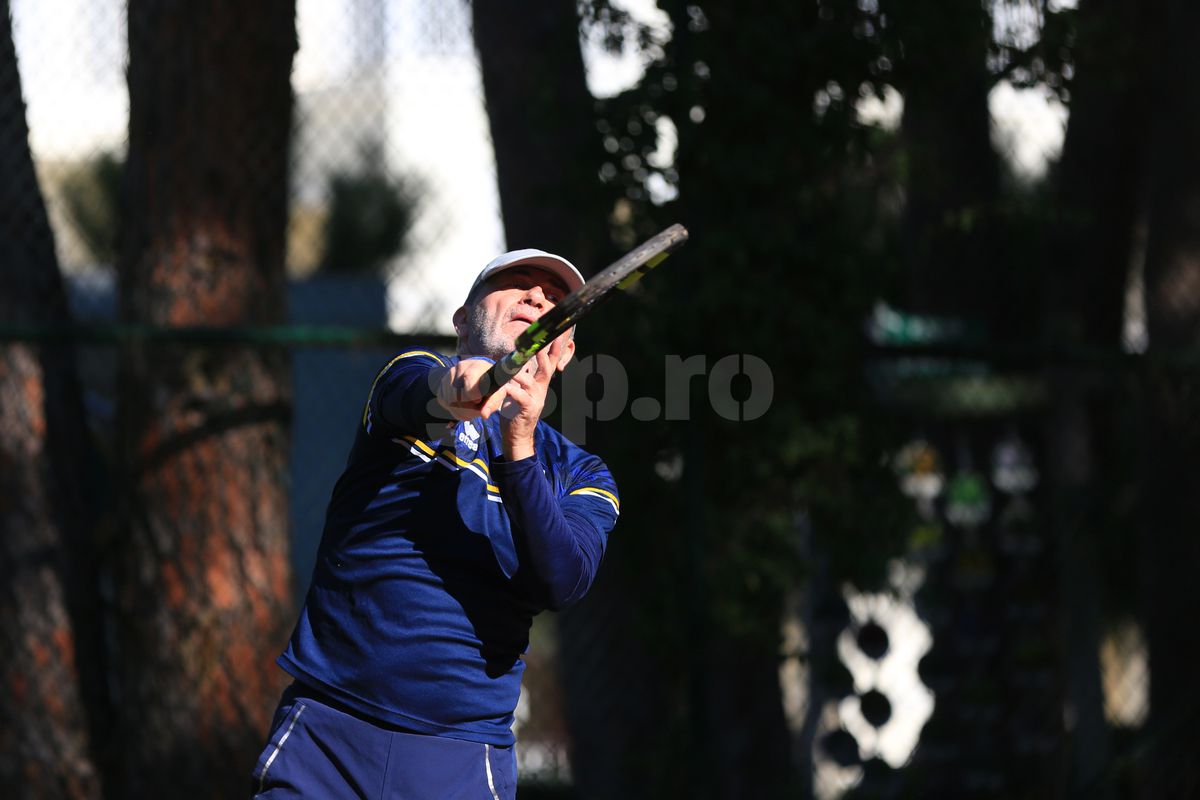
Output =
[
  {"x1": 486, "y1": 224, "x2": 688, "y2": 388},
  {"x1": 514, "y1": 224, "x2": 687, "y2": 353}
]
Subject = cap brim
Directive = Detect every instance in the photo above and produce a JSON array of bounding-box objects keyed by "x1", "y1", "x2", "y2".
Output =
[{"x1": 468, "y1": 249, "x2": 585, "y2": 299}]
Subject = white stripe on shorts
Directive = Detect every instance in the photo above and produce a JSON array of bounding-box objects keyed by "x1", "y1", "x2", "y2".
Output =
[
  {"x1": 484, "y1": 743, "x2": 501, "y2": 800},
  {"x1": 258, "y1": 704, "x2": 306, "y2": 793}
]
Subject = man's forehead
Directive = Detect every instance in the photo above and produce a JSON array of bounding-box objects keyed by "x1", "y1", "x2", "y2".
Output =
[{"x1": 484, "y1": 266, "x2": 571, "y2": 295}]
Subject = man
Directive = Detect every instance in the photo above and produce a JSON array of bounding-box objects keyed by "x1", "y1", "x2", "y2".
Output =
[{"x1": 251, "y1": 249, "x2": 620, "y2": 799}]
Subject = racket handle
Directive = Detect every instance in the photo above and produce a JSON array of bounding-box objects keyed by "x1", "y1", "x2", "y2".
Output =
[{"x1": 485, "y1": 352, "x2": 526, "y2": 393}]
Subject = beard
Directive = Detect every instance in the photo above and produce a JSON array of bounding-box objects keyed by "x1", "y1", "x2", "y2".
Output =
[{"x1": 462, "y1": 303, "x2": 516, "y2": 360}]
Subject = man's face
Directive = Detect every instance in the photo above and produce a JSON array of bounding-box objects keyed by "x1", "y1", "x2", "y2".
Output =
[{"x1": 454, "y1": 266, "x2": 573, "y2": 361}]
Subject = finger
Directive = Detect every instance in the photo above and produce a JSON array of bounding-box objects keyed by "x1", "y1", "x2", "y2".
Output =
[
  {"x1": 444, "y1": 365, "x2": 483, "y2": 405},
  {"x1": 457, "y1": 379, "x2": 483, "y2": 404},
  {"x1": 508, "y1": 364, "x2": 540, "y2": 392},
  {"x1": 498, "y1": 382, "x2": 533, "y2": 419},
  {"x1": 479, "y1": 395, "x2": 501, "y2": 420},
  {"x1": 532, "y1": 349, "x2": 555, "y2": 383},
  {"x1": 447, "y1": 381, "x2": 478, "y2": 408},
  {"x1": 462, "y1": 364, "x2": 493, "y2": 400},
  {"x1": 504, "y1": 376, "x2": 534, "y2": 400},
  {"x1": 439, "y1": 376, "x2": 478, "y2": 418},
  {"x1": 499, "y1": 381, "x2": 532, "y2": 412},
  {"x1": 479, "y1": 385, "x2": 510, "y2": 419}
]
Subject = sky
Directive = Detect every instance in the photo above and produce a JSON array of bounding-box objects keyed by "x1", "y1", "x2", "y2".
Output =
[{"x1": 11, "y1": 0, "x2": 1070, "y2": 168}]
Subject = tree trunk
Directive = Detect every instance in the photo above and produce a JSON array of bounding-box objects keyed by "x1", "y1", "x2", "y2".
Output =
[
  {"x1": 1141, "y1": 1, "x2": 1200, "y2": 795},
  {"x1": 0, "y1": 1, "x2": 103, "y2": 795},
  {"x1": 1052, "y1": 0, "x2": 1153, "y2": 350},
  {"x1": 116, "y1": 2, "x2": 296, "y2": 796},
  {"x1": 893, "y1": 0, "x2": 1001, "y2": 323},
  {"x1": 1047, "y1": 1, "x2": 1157, "y2": 793},
  {"x1": 628, "y1": 1, "x2": 823, "y2": 795},
  {"x1": 472, "y1": 5, "x2": 633, "y2": 797},
  {"x1": 892, "y1": 3, "x2": 1066, "y2": 794},
  {"x1": 472, "y1": 0, "x2": 609, "y2": 269}
]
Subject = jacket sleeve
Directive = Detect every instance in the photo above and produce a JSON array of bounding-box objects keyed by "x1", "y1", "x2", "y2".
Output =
[
  {"x1": 363, "y1": 350, "x2": 461, "y2": 438},
  {"x1": 490, "y1": 454, "x2": 619, "y2": 610}
]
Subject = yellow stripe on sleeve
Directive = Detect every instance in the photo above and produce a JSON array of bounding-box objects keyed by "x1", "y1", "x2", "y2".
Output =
[
  {"x1": 569, "y1": 487, "x2": 621, "y2": 511},
  {"x1": 362, "y1": 350, "x2": 447, "y2": 426},
  {"x1": 393, "y1": 350, "x2": 448, "y2": 366},
  {"x1": 441, "y1": 450, "x2": 492, "y2": 477},
  {"x1": 401, "y1": 435, "x2": 437, "y2": 457}
]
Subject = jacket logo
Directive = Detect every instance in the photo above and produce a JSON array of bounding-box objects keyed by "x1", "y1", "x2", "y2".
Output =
[{"x1": 458, "y1": 420, "x2": 481, "y2": 452}]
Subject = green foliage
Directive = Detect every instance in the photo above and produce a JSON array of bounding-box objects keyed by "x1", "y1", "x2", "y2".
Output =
[
  {"x1": 319, "y1": 141, "x2": 417, "y2": 275},
  {"x1": 571, "y1": 2, "x2": 1165, "y2": 794},
  {"x1": 569, "y1": 15, "x2": 920, "y2": 795},
  {"x1": 586, "y1": 0, "x2": 917, "y2": 620}
]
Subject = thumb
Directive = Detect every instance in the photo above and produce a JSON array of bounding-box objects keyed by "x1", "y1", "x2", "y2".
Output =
[{"x1": 479, "y1": 386, "x2": 508, "y2": 420}]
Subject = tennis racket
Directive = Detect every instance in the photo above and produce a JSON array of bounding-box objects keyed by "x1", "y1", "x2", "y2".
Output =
[{"x1": 484, "y1": 223, "x2": 689, "y2": 392}]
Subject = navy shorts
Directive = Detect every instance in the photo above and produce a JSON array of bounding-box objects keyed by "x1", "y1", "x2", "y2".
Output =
[{"x1": 250, "y1": 683, "x2": 517, "y2": 799}]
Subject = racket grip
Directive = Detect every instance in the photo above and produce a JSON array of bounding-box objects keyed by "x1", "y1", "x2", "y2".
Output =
[{"x1": 485, "y1": 352, "x2": 525, "y2": 393}]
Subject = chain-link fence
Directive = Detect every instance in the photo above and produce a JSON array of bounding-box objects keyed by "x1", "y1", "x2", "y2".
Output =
[{"x1": 4, "y1": 1, "x2": 1168, "y2": 797}]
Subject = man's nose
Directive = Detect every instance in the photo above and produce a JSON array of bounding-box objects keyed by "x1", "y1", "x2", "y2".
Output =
[{"x1": 524, "y1": 285, "x2": 547, "y2": 305}]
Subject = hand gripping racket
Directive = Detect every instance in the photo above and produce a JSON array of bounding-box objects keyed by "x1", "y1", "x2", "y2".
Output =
[{"x1": 484, "y1": 223, "x2": 689, "y2": 392}]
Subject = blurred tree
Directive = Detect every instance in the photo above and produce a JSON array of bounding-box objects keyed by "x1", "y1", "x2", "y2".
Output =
[
  {"x1": 472, "y1": 4, "x2": 629, "y2": 797},
  {"x1": 882, "y1": 2, "x2": 1069, "y2": 794},
  {"x1": 472, "y1": 0, "x2": 611, "y2": 269},
  {"x1": 0, "y1": 1, "x2": 105, "y2": 796},
  {"x1": 61, "y1": 152, "x2": 124, "y2": 266},
  {"x1": 318, "y1": 140, "x2": 417, "y2": 275},
  {"x1": 1046, "y1": 0, "x2": 1157, "y2": 792},
  {"x1": 1141, "y1": 0, "x2": 1200, "y2": 793},
  {"x1": 1049, "y1": 0, "x2": 1147, "y2": 352},
  {"x1": 575, "y1": 2, "x2": 909, "y2": 797},
  {"x1": 885, "y1": 0, "x2": 1003, "y2": 322},
  {"x1": 115, "y1": 1, "x2": 297, "y2": 797},
  {"x1": 884, "y1": 0, "x2": 1001, "y2": 784}
]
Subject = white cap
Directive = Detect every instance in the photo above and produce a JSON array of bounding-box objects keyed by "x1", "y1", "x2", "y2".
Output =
[{"x1": 466, "y1": 248, "x2": 585, "y2": 300}]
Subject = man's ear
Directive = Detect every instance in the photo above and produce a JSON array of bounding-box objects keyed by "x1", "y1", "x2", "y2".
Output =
[
  {"x1": 452, "y1": 306, "x2": 467, "y2": 337},
  {"x1": 555, "y1": 337, "x2": 576, "y2": 373}
]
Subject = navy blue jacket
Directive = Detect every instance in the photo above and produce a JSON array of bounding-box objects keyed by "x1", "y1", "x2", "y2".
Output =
[{"x1": 279, "y1": 350, "x2": 619, "y2": 746}]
